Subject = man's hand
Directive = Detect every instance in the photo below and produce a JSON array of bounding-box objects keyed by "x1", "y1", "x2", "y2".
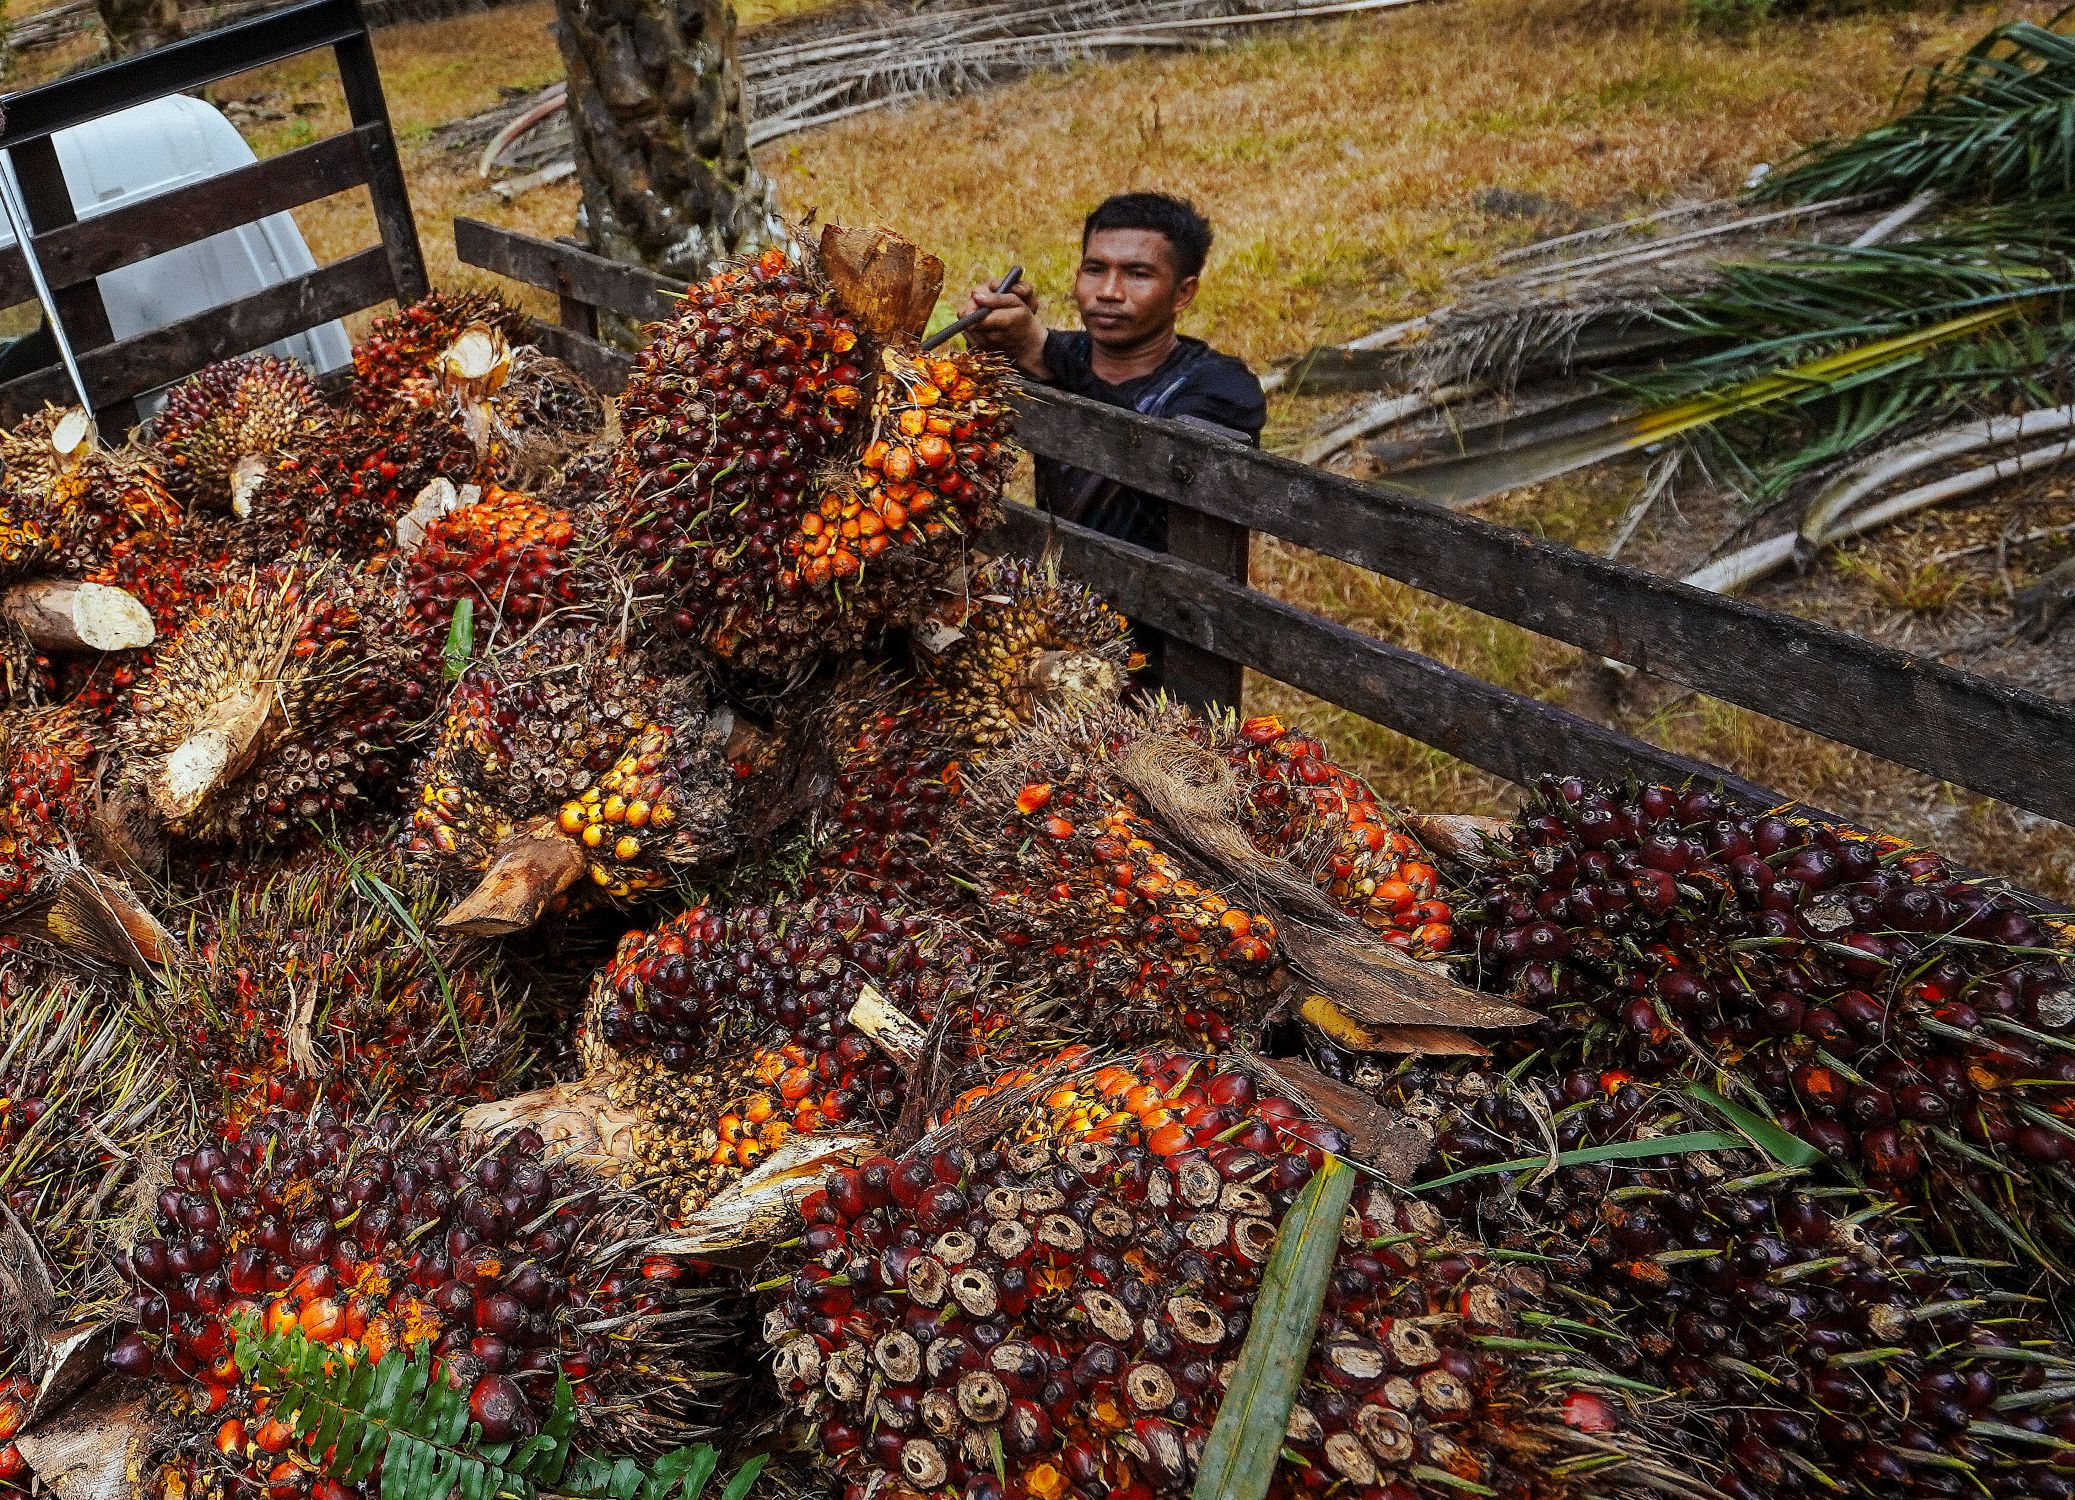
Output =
[{"x1": 958, "y1": 279, "x2": 1048, "y2": 379}]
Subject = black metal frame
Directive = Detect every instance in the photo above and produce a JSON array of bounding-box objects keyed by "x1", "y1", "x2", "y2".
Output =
[{"x1": 0, "y1": 0, "x2": 427, "y2": 426}]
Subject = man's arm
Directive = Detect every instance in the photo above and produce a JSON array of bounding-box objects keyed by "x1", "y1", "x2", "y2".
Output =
[{"x1": 957, "y1": 279, "x2": 1051, "y2": 380}]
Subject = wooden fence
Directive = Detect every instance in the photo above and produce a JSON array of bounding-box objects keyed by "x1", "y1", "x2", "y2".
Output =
[
  {"x1": 457, "y1": 216, "x2": 2075, "y2": 833},
  {"x1": 0, "y1": 0, "x2": 427, "y2": 430}
]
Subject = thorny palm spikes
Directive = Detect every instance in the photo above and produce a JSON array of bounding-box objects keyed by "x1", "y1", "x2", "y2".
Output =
[
  {"x1": 117, "y1": 559, "x2": 438, "y2": 846},
  {"x1": 144, "y1": 855, "x2": 531, "y2": 1132}
]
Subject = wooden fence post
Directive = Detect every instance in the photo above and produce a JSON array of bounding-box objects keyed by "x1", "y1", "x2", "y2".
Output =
[{"x1": 1162, "y1": 502, "x2": 1249, "y2": 715}]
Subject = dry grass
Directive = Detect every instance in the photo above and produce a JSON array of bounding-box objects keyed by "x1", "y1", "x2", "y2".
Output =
[{"x1": 80, "y1": 0, "x2": 2075, "y2": 894}]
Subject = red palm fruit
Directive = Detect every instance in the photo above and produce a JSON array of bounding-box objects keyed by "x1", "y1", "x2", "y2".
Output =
[
  {"x1": 0, "y1": 1375, "x2": 32, "y2": 1498},
  {"x1": 0, "y1": 703, "x2": 99, "y2": 919},
  {"x1": 408, "y1": 628, "x2": 785, "y2": 932},
  {"x1": 1461, "y1": 776, "x2": 2075, "y2": 1269},
  {"x1": 770, "y1": 1047, "x2": 1666, "y2": 1500},
  {"x1": 1222, "y1": 715, "x2": 1452, "y2": 955},
  {"x1": 111, "y1": 1108, "x2": 743, "y2": 1492},
  {"x1": 150, "y1": 355, "x2": 329, "y2": 512},
  {"x1": 350, "y1": 290, "x2": 528, "y2": 412},
  {"x1": 234, "y1": 402, "x2": 479, "y2": 566},
  {"x1": 1392, "y1": 1063, "x2": 2075, "y2": 1500},
  {"x1": 145, "y1": 855, "x2": 530, "y2": 1131},
  {"x1": 116, "y1": 558, "x2": 439, "y2": 847},
  {"x1": 396, "y1": 484, "x2": 583, "y2": 644}
]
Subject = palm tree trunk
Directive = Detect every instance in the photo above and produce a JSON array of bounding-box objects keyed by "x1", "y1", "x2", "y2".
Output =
[
  {"x1": 96, "y1": 0, "x2": 182, "y2": 55},
  {"x1": 551, "y1": 0, "x2": 777, "y2": 283}
]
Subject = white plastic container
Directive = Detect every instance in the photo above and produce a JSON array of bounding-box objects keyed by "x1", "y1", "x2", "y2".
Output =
[{"x1": 0, "y1": 93, "x2": 352, "y2": 411}]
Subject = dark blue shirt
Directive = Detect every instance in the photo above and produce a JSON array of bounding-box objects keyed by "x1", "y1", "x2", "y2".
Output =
[{"x1": 1033, "y1": 329, "x2": 1266, "y2": 552}]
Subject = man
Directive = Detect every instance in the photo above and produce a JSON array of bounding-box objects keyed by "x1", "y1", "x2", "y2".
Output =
[{"x1": 959, "y1": 192, "x2": 1266, "y2": 555}]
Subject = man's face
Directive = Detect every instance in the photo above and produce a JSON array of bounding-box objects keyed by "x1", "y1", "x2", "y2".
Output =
[{"x1": 1074, "y1": 227, "x2": 1198, "y2": 350}]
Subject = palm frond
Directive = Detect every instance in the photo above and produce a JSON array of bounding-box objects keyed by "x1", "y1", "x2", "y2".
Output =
[{"x1": 1763, "y1": 14, "x2": 2075, "y2": 205}]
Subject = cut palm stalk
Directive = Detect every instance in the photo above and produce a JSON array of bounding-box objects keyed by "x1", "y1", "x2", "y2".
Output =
[
  {"x1": 150, "y1": 685, "x2": 280, "y2": 823},
  {"x1": 848, "y1": 983, "x2": 927, "y2": 1066},
  {"x1": 0, "y1": 580, "x2": 153, "y2": 652},
  {"x1": 1400, "y1": 811, "x2": 1510, "y2": 869},
  {"x1": 439, "y1": 830, "x2": 589, "y2": 935}
]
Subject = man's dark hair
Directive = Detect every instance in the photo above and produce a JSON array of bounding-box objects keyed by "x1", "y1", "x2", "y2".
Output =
[{"x1": 1082, "y1": 192, "x2": 1213, "y2": 281}]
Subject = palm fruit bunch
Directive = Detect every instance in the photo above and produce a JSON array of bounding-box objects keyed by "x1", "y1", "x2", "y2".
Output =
[
  {"x1": 910, "y1": 555, "x2": 1135, "y2": 751},
  {"x1": 409, "y1": 325, "x2": 606, "y2": 486},
  {"x1": 116, "y1": 558, "x2": 437, "y2": 847},
  {"x1": 572, "y1": 893, "x2": 994, "y2": 1216},
  {"x1": 1392, "y1": 1064, "x2": 2075, "y2": 1500},
  {"x1": 232, "y1": 400, "x2": 480, "y2": 566},
  {"x1": 806, "y1": 560, "x2": 1138, "y2": 907},
  {"x1": 349, "y1": 288, "x2": 528, "y2": 412},
  {"x1": 395, "y1": 483, "x2": 584, "y2": 644},
  {"x1": 150, "y1": 355, "x2": 330, "y2": 514},
  {"x1": 1461, "y1": 777, "x2": 2075, "y2": 1265},
  {"x1": 0, "y1": 405, "x2": 181, "y2": 574},
  {"x1": 950, "y1": 704, "x2": 1295, "y2": 1047},
  {"x1": 1221, "y1": 715, "x2": 1453, "y2": 956},
  {"x1": 541, "y1": 443, "x2": 615, "y2": 512},
  {"x1": 769, "y1": 1046, "x2": 1669, "y2": 1500},
  {"x1": 406, "y1": 628, "x2": 770, "y2": 933},
  {"x1": 806, "y1": 687, "x2": 964, "y2": 906},
  {"x1": 149, "y1": 856, "x2": 531, "y2": 1132},
  {"x1": 0, "y1": 702, "x2": 100, "y2": 923},
  {"x1": 1, "y1": 981, "x2": 186, "y2": 1310},
  {"x1": 790, "y1": 341, "x2": 1013, "y2": 596},
  {"x1": 611, "y1": 228, "x2": 1013, "y2": 674},
  {"x1": 107, "y1": 1107, "x2": 742, "y2": 1500}
]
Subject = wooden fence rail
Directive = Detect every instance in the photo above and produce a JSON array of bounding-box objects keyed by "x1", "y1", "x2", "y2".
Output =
[
  {"x1": 0, "y1": 0, "x2": 427, "y2": 428},
  {"x1": 452, "y1": 217, "x2": 2075, "y2": 830}
]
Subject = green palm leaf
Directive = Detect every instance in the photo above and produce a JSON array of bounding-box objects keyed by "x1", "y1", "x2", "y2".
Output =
[{"x1": 1764, "y1": 14, "x2": 2075, "y2": 205}]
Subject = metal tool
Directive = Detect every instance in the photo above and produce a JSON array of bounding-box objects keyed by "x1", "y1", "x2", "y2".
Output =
[
  {"x1": 922, "y1": 263, "x2": 1024, "y2": 352},
  {"x1": 0, "y1": 148, "x2": 93, "y2": 414}
]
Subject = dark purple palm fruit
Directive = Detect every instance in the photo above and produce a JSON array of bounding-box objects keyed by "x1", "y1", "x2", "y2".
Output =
[
  {"x1": 1384, "y1": 1062, "x2": 2075, "y2": 1500},
  {"x1": 1459, "y1": 777, "x2": 2075, "y2": 1269},
  {"x1": 767, "y1": 1046, "x2": 1689, "y2": 1500}
]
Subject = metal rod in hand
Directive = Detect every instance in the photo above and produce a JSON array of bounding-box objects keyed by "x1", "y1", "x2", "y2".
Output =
[
  {"x1": 0, "y1": 149, "x2": 92, "y2": 414},
  {"x1": 922, "y1": 264, "x2": 1024, "y2": 352}
]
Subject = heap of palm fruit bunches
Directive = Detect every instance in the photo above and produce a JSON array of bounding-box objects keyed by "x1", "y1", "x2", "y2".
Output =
[{"x1": 2, "y1": 218, "x2": 2071, "y2": 1500}]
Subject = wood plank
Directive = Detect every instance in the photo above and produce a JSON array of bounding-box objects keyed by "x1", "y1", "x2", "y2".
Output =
[
  {"x1": 0, "y1": 0, "x2": 363, "y2": 147},
  {"x1": 0, "y1": 247, "x2": 391, "y2": 416},
  {"x1": 0, "y1": 130, "x2": 376, "y2": 308},
  {"x1": 989, "y1": 502, "x2": 1780, "y2": 803},
  {"x1": 525, "y1": 319, "x2": 633, "y2": 395},
  {"x1": 455, "y1": 218, "x2": 686, "y2": 324},
  {"x1": 334, "y1": 33, "x2": 427, "y2": 306},
  {"x1": 1010, "y1": 384, "x2": 2075, "y2": 826},
  {"x1": 1163, "y1": 487, "x2": 1250, "y2": 715}
]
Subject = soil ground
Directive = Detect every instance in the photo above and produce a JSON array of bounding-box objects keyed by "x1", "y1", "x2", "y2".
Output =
[{"x1": 10, "y1": 0, "x2": 2073, "y2": 896}]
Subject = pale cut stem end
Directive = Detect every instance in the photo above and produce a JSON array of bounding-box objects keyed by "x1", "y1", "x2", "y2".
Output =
[
  {"x1": 229, "y1": 453, "x2": 269, "y2": 519},
  {"x1": 1399, "y1": 812, "x2": 1511, "y2": 870},
  {"x1": 849, "y1": 983, "x2": 926, "y2": 1067},
  {"x1": 440, "y1": 836, "x2": 588, "y2": 936},
  {"x1": 1, "y1": 580, "x2": 154, "y2": 652}
]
